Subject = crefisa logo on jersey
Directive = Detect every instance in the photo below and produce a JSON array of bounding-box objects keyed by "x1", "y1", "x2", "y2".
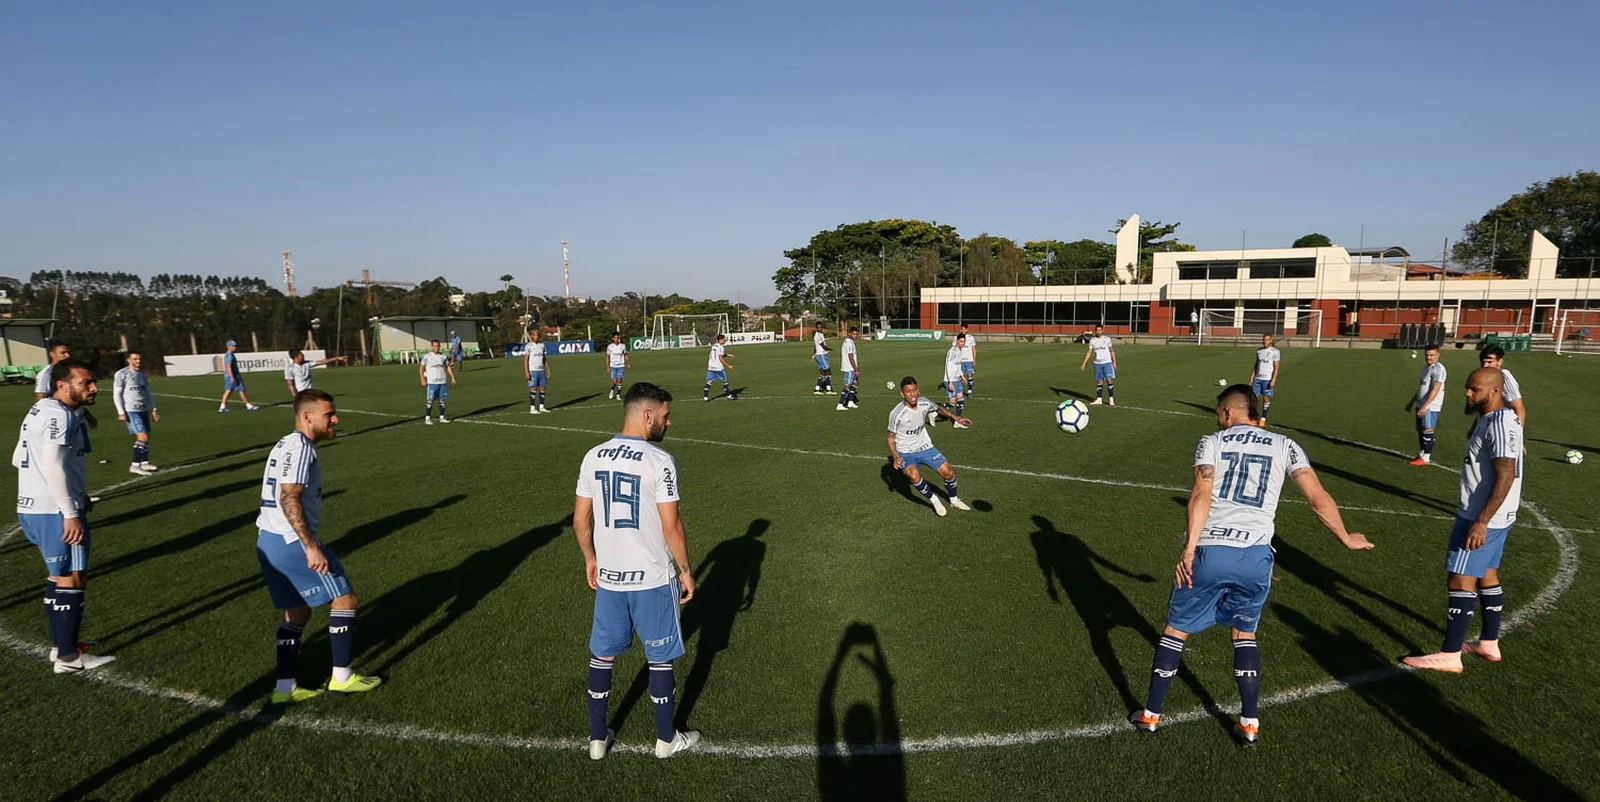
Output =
[{"x1": 597, "y1": 444, "x2": 645, "y2": 462}]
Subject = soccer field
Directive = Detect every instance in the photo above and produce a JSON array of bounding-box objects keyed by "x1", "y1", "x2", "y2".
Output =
[{"x1": 2, "y1": 342, "x2": 1597, "y2": 801}]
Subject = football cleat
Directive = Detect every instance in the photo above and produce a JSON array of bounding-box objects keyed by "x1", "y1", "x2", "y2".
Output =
[
  {"x1": 930, "y1": 496, "x2": 947, "y2": 517},
  {"x1": 530, "y1": 405, "x2": 540, "y2": 415},
  {"x1": 130, "y1": 464, "x2": 152, "y2": 475},
  {"x1": 424, "y1": 417, "x2": 435, "y2": 425},
  {"x1": 836, "y1": 404, "x2": 847, "y2": 411},
  {"x1": 952, "y1": 421, "x2": 969, "y2": 429},
  {"x1": 1108, "y1": 398, "x2": 1117, "y2": 406},
  {"x1": 53, "y1": 652, "x2": 117, "y2": 674},
  {"x1": 847, "y1": 401, "x2": 858, "y2": 409},
  {"x1": 246, "y1": 404, "x2": 262, "y2": 411},
  {"x1": 217, "y1": 406, "x2": 229, "y2": 413},
  {"x1": 1408, "y1": 456, "x2": 1431, "y2": 466},
  {"x1": 140, "y1": 462, "x2": 159, "y2": 472},
  {"x1": 48, "y1": 641, "x2": 97, "y2": 662},
  {"x1": 1089, "y1": 398, "x2": 1103, "y2": 405},
  {"x1": 327, "y1": 673, "x2": 383, "y2": 694},
  {"x1": 270, "y1": 686, "x2": 324, "y2": 705},
  {"x1": 1401, "y1": 651, "x2": 1464, "y2": 673},
  {"x1": 1233, "y1": 720, "x2": 1259, "y2": 747},
  {"x1": 1462, "y1": 639, "x2": 1502, "y2": 662},
  {"x1": 439, "y1": 417, "x2": 451, "y2": 424},
  {"x1": 539, "y1": 406, "x2": 549, "y2": 413},
  {"x1": 1129, "y1": 710, "x2": 1160, "y2": 734},
  {"x1": 948, "y1": 498, "x2": 971, "y2": 511},
  {"x1": 590, "y1": 728, "x2": 616, "y2": 760},
  {"x1": 655, "y1": 730, "x2": 701, "y2": 759}
]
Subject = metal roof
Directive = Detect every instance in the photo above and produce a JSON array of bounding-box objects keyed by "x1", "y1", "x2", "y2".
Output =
[
  {"x1": 369, "y1": 316, "x2": 494, "y2": 323},
  {"x1": 1346, "y1": 246, "x2": 1411, "y2": 258}
]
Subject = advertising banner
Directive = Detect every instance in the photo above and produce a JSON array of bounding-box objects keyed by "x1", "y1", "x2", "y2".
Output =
[
  {"x1": 871, "y1": 329, "x2": 946, "y2": 341},
  {"x1": 725, "y1": 331, "x2": 778, "y2": 345},
  {"x1": 504, "y1": 341, "x2": 597, "y2": 357},
  {"x1": 628, "y1": 335, "x2": 697, "y2": 350},
  {"x1": 165, "y1": 350, "x2": 327, "y2": 378}
]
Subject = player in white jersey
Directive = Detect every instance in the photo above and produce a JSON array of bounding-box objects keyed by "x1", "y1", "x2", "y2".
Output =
[
  {"x1": 1404, "y1": 367, "x2": 1524, "y2": 673},
  {"x1": 1131, "y1": 384, "x2": 1372, "y2": 745},
  {"x1": 283, "y1": 348, "x2": 348, "y2": 400},
  {"x1": 886, "y1": 376, "x2": 973, "y2": 517},
  {"x1": 112, "y1": 350, "x2": 160, "y2": 474},
  {"x1": 835, "y1": 327, "x2": 860, "y2": 410},
  {"x1": 525, "y1": 329, "x2": 551, "y2": 414},
  {"x1": 1477, "y1": 344, "x2": 1527, "y2": 430},
  {"x1": 418, "y1": 339, "x2": 457, "y2": 424},
  {"x1": 1246, "y1": 334, "x2": 1281, "y2": 425},
  {"x1": 811, "y1": 322, "x2": 833, "y2": 395},
  {"x1": 1079, "y1": 324, "x2": 1118, "y2": 406},
  {"x1": 255, "y1": 389, "x2": 381, "y2": 703},
  {"x1": 956, "y1": 323, "x2": 978, "y2": 395},
  {"x1": 703, "y1": 333, "x2": 734, "y2": 402},
  {"x1": 1405, "y1": 345, "x2": 1446, "y2": 465},
  {"x1": 605, "y1": 333, "x2": 631, "y2": 401},
  {"x1": 575, "y1": 382, "x2": 701, "y2": 759},
  {"x1": 33, "y1": 340, "x2": 71, "y2": 400},
  {"x1": 13, "y1": 361, "x2": 118, "y2": 674},
  {"x1": 938, "y1": 335, "x2": 969, "y2": 427}
]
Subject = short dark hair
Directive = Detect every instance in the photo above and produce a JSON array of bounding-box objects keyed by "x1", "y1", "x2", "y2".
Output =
[
  {"x1": 848, "y1": 326, "x2": 859, "y2": 333},
  {"x1": 288, "y1": 348, "x2": 303, "y2": 359},
  {"x1": 715, "y1": 333, "x2": 726, "y2": 341},
  {"x1": 955, "y1": 332, "x2": 966, "y2": 341},
  {"x1": 1424, "y1": 344, "x2": 1441, "y2": 353},
  {"x1": 899, "y1": 376, "x2": 918, "y2": 389},
  {"x1": 50, "y1": 360, "x2": 89, "y2": 392},
  {"x1": 1479, "y1": 343, "x2": 1506, "y2": 360},
  {"x1": 45, "y1": 339, "x2": 68, "y2": 353},
  {"x1": 612, "y1": 332, "x2": 622, "y2": 339},
  {"x1": 814, "y1": 321, "x2": 823, "y2": 327},
  {"x1": 294, "y1": 388, "x2": 335, "y2": 416},
  {"x1": 431, "y1": 338, "x2": 441, "y2": 346},
  {"x1": 624, "y1": 382, "x2": 672, "y2": 410},
  {"x1": 959, "y1": 322, "x2": 969, "y2": 328},
  {"x1": 125, "y1": 349, "x2": 142, "y2": 359},
  {"x1": 1217, "y1": 383, "x2": 1260, "y2": 421}
]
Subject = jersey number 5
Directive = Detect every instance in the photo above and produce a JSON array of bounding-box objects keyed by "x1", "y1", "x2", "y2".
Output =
[{"x1": 594, "y1": 470, "x2": 642, "y2": 530}]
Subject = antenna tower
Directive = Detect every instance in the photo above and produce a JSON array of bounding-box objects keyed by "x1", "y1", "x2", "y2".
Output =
[
  {"x1": 562, "y1": 239, "x2": 571, "y2": 299},
  {"x1": 283, "y1": 250, "x2": 297, "y2": 296}
]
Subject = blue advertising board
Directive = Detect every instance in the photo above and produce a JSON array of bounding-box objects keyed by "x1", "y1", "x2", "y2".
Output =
[{"x1": 503, "y1": 341, "x2": 596, "y2": 357}]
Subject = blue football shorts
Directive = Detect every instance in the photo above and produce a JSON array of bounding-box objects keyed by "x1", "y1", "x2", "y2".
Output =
[
  {"x1": 20, "y1": 513, "x2": 90, "y2": 575},
  {"x1": 1251, "y1": 378, "x2": 1274, "y2": 398},
  {"x1": 528, "y1": 370, "x2": 546, "y2": 388},
  {"x1": 814, "y1": 354, "x2": 831, "y2": 371},
  {"x1": 125, "y1": 410, "x2": 152, "y2": 435},
  {"x1": 899, "y1": 446, "x2": 950, "y2": 472},
  {"x1": 1445, "y1": 516, "x2": 1511, "y2": 578},
  {"x1": 1166, "y1": 544, "x2": 1275, "y2": 634},
  {"x1": 609, "y1": 367, "x2": 626, "y2": 380},
  {"x1": 426, "y1": 383, "x2": 449, "y2": 402},
  {"x1": 1094, "y1": 363, "x2": 1116, "y2": 381},
  {"x1": 256, "y1": 530, "x2": 354, "y2": 609},
  {"x1": 589, "y1": 582, "x2": 685, "y2": 662}
]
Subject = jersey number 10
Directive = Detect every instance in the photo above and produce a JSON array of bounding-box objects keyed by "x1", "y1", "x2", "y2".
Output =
[{"x1": 1217, "y1": 453, "x2": 1273, "y2": 509}]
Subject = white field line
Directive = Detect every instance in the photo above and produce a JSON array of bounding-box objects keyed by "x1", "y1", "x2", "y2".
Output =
[{"x1": 1, "y1": 392, "x2": 1562, "y2": 758}]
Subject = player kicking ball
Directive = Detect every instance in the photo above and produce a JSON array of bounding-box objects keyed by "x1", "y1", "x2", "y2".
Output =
[
  {"x1": 1130, "y1": 384, "x2": 1372, "y2": 745},
  {"x1": 887, "y1": 376, "x2": 972, "y2": 517}
]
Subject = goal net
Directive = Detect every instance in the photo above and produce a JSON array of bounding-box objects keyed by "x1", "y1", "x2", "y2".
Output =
[
  {"x1": 647, "y1": 314, "x2": 730, "y2": 349},
  {"x1": 1198, "y1": 308, "x2": 1322, "y2": 347},
  {"x1": 1555, "y1": 308, "x2": 1600, "y2": 355}
]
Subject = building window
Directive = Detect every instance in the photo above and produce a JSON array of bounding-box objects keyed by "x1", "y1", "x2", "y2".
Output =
[
  {"x1": 1246, "y1": 258, "x2": 1317, "y2": 279},
  {"x1": 1176, "y1": 261, "x2": 1240, "y2": 280}
]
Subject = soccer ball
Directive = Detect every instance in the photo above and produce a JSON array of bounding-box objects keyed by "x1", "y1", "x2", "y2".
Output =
[
  {"x1": 1055, "y1": 400, "x2": 1089, "y2": 433},
  {"x1": 1216, "y1": 379, "x2": 1227, "y2": 387},
  {"x1": 886, "y1": 380, "x2": 896, "y2": 390},
  {"x1": 1567, "y1": 450, "x2": 1585, "y2": 465},
  {"x1": 1411, "y1": 351, "x2": 1418, "y2": 359}
]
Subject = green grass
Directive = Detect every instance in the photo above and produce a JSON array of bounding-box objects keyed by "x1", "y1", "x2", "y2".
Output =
[{"x1": 2, "y1": 342, "x2": 1598, "y2": 800}]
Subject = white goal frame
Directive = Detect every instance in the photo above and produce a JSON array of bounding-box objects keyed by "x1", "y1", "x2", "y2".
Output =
[
  {"x1": 648, "y1": 313, "x2": 730, "y2": 349},
  {"x1": 1555, "y1": 309, "x2": 1600, "y2": 355},
  {"x1": 1198, "y1": 308, "x2": 1322, "y2": 347}
]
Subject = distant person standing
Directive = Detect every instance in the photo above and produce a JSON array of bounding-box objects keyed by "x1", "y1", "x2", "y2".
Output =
[
  {"x1": 419, "y1": 340, "x2": 457, "y2": 425},
  {"x1": 1404, "y1": 346, "x2": 1446, "y2": 465},
  {"x1": 525, "y1": 330, "x2": 550, "y2": 415},
  {"x1": 14, "y1": 362, "x2": 117, "y2": 674},
  {"x1": 1079, "y1": 324, "x2": 1118, "y2": 406},
  {"x1": 449, "y1": 331, "x2": 465, "y2": 366},
  {"x1": 1190, "y1": 309, "x2": 1199, "y2": 336},
  {"x1": 283, "y1": 349, "x2": 348, "y2": 400},
  {"x1": 255, "y1": 389, "x2": 382, "y2": 702},
  {"x1": 703, "y1": 333, "x2": 734, "y2": 402},
  {"x1": 112, "y1": 351, "x2": 160, "y2": 475},
  {"x1": 835, "y1": 327, "x2": 859, "y2": 411},
  {"x1": 956, "y1": 323, "x2": 978, "y2": 395},
  {"x1": 218, "y1": 340, "x2": 261, "y2": 412},
  {"x1": 33, "y1": 340, "x2": 71, "y2": 400},
  {"x1": 1247, "y1": 334, "x2": 1281, "y2": 425},
  {"x1": 811, "y1": 322, "x2": 832, "y2": 395},
  {"x1": 1478, "y1": 344, "x2": 1527, "y2": 429},
  {"x1": 605, "y1": 333, "x2": 631, "y2": 401}
]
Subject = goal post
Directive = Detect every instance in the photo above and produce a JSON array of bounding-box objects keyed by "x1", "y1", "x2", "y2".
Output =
[
  {"x1": 1198, "y1": 308, "x2": 1322, "y2": 347},
  {"x1": 647, "y1": 313, "x2": 730, "y2": 349},
  {"x1": 1555, "y1": 309, "x2": 1600, "y2": 355}
]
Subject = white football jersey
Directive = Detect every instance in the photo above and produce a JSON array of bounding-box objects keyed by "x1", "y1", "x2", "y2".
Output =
[
  {"x1": 606, "y1": 343, "x2": 628, "y2": 368},
  {"x1": 1089, "y1": 335, "x2": 1114, "y2": 364},
  {"x1": 13, "y1": 399, "x2": 90, "y2": 516},
  {"x1": 707, "y1": 343, "x2": 726, "y2": 370},
  {"x1": 33, "y1": 367, "x2": 54, "y2": 396},
  {"x1": 420, "y1": 352, "x2": 450, "y2": 384},
  {"x1": 887, "y1": 398, "x2": 940, "y2": 454},
  {"x1": 839, "y1": 338, "x2": 858, "y2": 371},
  {"x1": 256, "y1": 432, "x2": 323, "y2": 543},
  {"x1": 285, "y1": 362, "x2": 314, "y2": 392},
  {"x1": 813, "y1": 331, "x2": 827, "y2": 356},
  {"x1": 1415, "y1": 362, "x2": 1447, "y2": 412},
  {"x1": 957, "y1": 335, "x2": 976, "y2": 361},
  {"x1": 1460, "y1": 408, "x2": 1523, "y2": 528},
  {"x1": 1500, "y1": 368, "x2": 1521, "y2": 404},
  {"x1": 943, "y1": 346, "x2": 965, "y2": 385},
  {"x1": 113, "y1": 367, "x2": 153, "y2": 414},
  {"x1": 575, "y1": 436, "x2": 681, "y2": 592},
  {"x1": 525, "y1": 344, "x2": 546, "y2": 372},
  {"x1": 1254, "y1": 347, "x2": 1280, "y2": 380},
  {"x1": 1193, "y1": 425, "x2": 1313, "y2": 548}
]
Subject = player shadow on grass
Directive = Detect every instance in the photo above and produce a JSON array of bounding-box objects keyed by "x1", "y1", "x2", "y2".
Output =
[
  {"x1": 816, "y1": 622, "x2": 905, "y2": 802},
  {"x1": 675, "y1": 518, "x2": 768, "y2": 727},
  {"x1": 1530, "y1": 437, "x2": 1597, "y2": 453},
  {"x1": 708, "y1": 385, "x2": 749, "y2": 401},
  {"x1": 458, "y1": 400, "x2": 525, "y2": 417},
  {"x1": 1271, "y1": 540, "x2": 1438, "y2": 653},
  {"x1": 1275, "y1": 605, "x2": 1583, "y2": 801},
  {"x1": 1048, "y1": 386, "x2": 1094, "y2": 402},
  {"x1": 47, "y1": 668, "x2": 288, "y2": 802},
  {"x1": 1027, "y1": 515, "x2": 1229, "y2": 725},
  {"x1": 548, "y1": 392, "x2": 605, "y2": 411},
  {"x1": 356, "y1": 512, "x2": 570, "y2": 676}
]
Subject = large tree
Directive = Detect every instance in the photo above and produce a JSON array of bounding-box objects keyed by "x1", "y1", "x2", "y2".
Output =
[
  {"x1": 1452, "y1": 171, "x2": 1600, "y2": 278},
  {"x1": 1023, "y1": 239, "x2": 1117, "y2": 285},
  {"x1": 774, "y1": 219, "x2": 962, "y2": 322},
  {"x1": 1292, "y1": 233, "x2": 1333, "y2": 248}
]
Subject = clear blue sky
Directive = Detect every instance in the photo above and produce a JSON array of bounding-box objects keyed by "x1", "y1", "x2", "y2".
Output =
[{"x1": 3, "y1": 1, "x2": 1595, "y2": 303}]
